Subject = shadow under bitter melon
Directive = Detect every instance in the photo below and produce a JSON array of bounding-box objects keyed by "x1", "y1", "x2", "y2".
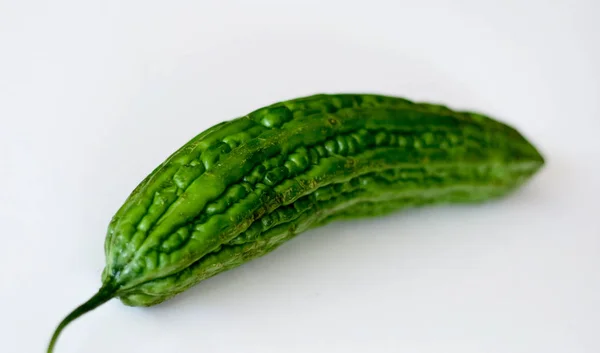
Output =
[{"x1": 47, "y1": 93, "x2": 545, "y2": 352}]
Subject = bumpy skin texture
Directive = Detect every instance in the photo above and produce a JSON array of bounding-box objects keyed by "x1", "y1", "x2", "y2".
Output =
[{"x1": 98, "y1": 93, "x2": 544, "y2": 306}]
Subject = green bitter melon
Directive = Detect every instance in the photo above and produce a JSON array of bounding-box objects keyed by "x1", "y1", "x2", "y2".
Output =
[{"x1": 47, "y1": 93, "x2": 545, "y2": 352}]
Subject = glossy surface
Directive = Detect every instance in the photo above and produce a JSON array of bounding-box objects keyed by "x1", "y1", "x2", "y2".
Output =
[
  {"x1": 48, "y1": 93, "x2": 544, "y2": 352},
  {"x1": 107, "y1": 94, "x2": 544, "y2": 306}
]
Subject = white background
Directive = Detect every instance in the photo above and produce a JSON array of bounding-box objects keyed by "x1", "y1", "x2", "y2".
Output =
[{"x1": 1, "y1": 1, "x2": 599, "y2": 352}]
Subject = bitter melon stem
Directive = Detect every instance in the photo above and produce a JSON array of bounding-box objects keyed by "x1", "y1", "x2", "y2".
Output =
[{"x1": 47, "y1": 283, "x2": 116, "y2": 353}]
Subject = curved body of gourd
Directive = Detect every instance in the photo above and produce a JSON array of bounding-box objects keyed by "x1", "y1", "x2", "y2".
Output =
[
  {"x1": 48, "y1": 93, "x2": 545, "y2": 353},
  {"x1": 101, "y1": 93, "x2": 544, "y2": 306}
]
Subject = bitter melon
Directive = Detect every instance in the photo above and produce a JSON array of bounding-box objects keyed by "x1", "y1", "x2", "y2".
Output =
[{"x1": 47, "y1": 93, "x2": 544, "y2": 352}]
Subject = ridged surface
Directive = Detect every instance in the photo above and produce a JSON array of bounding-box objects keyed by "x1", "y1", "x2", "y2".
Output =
[{"x1": 100, "y1": 93, "x2": 544, "y2": 306}]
